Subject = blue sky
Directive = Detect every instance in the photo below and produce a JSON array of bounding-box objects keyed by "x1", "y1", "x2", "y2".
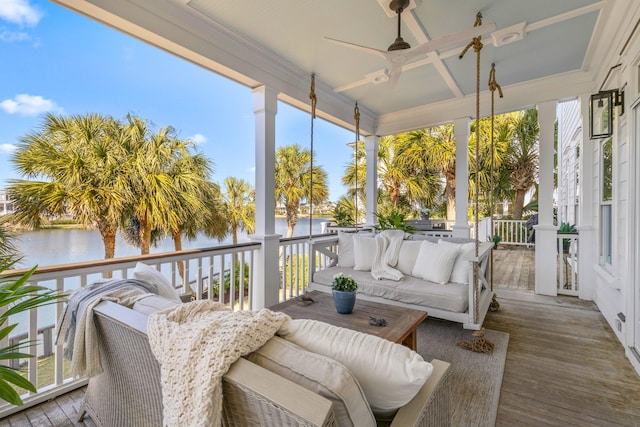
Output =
[{"x1": 0, "y1": 0, "x2": 356, "y2": 201}]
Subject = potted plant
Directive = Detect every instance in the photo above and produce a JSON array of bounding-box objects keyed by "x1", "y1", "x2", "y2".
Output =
[
  {"x1": 331, "y1": 273, "x2": 358, "y2": 314},
  {"x1": 420, "y1": 208, "x2": 431, "y2": 221},
  {"x1": 373, "y1": 209, "x2": 416, "y2": 233},
  {"x1": 490, "y1": 234, "x2": 501, "y2": 249},
  {"x1": 558, "y1": 222, "x2": 577, "y2": 253}
]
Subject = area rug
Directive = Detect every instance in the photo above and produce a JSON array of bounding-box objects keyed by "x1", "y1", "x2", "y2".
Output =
[{"x1": 416, "y1": 319, "x2": 509, "y2": 427}]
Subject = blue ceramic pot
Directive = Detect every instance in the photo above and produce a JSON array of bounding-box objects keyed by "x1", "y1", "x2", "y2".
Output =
[{"x1": 332, "y1": 290, "x2": 356, "y2": 314}]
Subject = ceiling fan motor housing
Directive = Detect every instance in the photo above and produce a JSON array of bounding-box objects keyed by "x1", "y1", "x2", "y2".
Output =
[{"x1": 388, "y1": 0, "x2": 412, "y2": 51}]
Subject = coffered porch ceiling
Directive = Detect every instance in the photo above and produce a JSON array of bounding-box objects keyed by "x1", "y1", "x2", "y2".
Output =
[{"x1": 55, "y1": 0, "x2": 638, "y2": 135}]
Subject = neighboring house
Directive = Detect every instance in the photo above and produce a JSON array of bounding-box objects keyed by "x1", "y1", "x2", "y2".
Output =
[
  {"x1": 0, "y1": 190, "x2": 15, "y2": 215},
  {"x1": 557, "y1": 100, "x2": 581, "y2": 227}
]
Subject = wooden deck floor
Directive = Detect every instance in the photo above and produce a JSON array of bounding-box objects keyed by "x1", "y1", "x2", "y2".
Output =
[
  {"x1": 493, "y1": 247, "x2": 536, "y2": 291},
  {"x1": 487, "y1": 290, "x2": 640, "y2": 426},
  {"x1": 3, "y1": 249, "x2": 640, "y2": 426}
]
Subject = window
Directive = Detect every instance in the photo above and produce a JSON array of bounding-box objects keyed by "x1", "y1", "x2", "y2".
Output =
[{"x1": 600, "y1": 137, "x2": 613, "y2": 265}]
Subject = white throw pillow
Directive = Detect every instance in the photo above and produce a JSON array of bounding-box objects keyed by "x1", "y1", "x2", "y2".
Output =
[
  {"x1": 396, "y1": 241, "x2": 422, "y2": 276},
  {"x1": 353, "y1": 235, "x2": 378, "y2": 271},
  {"x1": 247, "y1": 336, "x2": 376, "y2": 427},
  {"x1": 132, "y1": 262, "x2": 181, "y2": 301},
  {"x1": 279, "y1": 319, "x2": 433, "y2": 413},
  {"x1": 439, "y1": 240, "x2": 475, "y2": 284},
  {"x1": 337, "y1": 231, "x2": 356, "y2": 268},
  {"x1": 411, "y1": 241, "x2": 459, "y2": 284}
]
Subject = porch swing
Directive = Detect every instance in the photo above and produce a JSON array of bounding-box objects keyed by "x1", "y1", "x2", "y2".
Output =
[{"x1": 306, "y1": 15, "x2": 496, "y2": 334}]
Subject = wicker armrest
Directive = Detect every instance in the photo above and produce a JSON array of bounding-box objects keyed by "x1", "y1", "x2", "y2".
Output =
[
  {"x1": 390, "y1": 359, "x2": 451, "y2": 427},
  {"x1": 224, "y1": 358, "x2": 337, "y2": 427}
]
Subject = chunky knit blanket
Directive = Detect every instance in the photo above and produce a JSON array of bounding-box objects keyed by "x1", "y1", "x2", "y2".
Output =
[
  {"x1": 147, "y1": 300, "x2": 290, "y2": 427},
  {"x1": 371, "y1": 229, "x2": 405, "y2": 281}
]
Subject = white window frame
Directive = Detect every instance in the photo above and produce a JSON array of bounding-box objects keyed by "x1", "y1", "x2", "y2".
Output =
[{"x1": 600, "y1": 137, "x2": 613, "y2": 267}]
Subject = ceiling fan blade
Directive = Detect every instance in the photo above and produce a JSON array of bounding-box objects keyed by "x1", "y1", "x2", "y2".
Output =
[
  {"x1": 408, "y1": 22, "x2": 497, "y2": 57},
  {"x1": 387, "y1": 62, "x2": 403, "y2": 88},
  {"x1": 323, "y1": 37, "x2": 389, "y2": 60}
]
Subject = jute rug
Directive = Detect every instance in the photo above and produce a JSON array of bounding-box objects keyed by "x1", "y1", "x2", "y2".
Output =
[{"x1": 416, "y1": 318, "x2": 509, "y2": 427}]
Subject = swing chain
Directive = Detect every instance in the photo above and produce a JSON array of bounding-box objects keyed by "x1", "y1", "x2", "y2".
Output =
[{"x1": 310, "y1": 73, "x2": 317, "y2": 119}]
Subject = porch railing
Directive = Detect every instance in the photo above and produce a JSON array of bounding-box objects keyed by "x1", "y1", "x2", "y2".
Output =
[
  {"x1": 0, "y1": 240, "x2": 270, "y2": 418},
  {"x1": 479, "y1": 218, "x2": 532, "y2": 247},
  {"x1": 557, "y1": 232, "x2": 579, "y2": 295}
]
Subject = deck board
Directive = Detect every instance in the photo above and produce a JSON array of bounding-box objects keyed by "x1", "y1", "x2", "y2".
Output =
[
  {"x1": 492, "y1": 248, "x2": 535, "y2": 291},
  {"x1": 487, "y1": 292, "x2": 640, "y2": 426}
]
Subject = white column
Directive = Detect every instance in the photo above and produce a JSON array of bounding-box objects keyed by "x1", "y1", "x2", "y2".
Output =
[
  {"x1": 250, "y1": 86, "x2": 281, "y2": 309},
  {"x1": 453, "y1": 117, "x2": 471, "y2": 238},
  {"x1": 364, "y1": 135, "x2": 379, "y2": 227},
  {"x1": 577, "y1": 93, "x2": 595, "y2": 300},
  {"x1": 535, "y1": 100, "x2": 558, "y2": 296}
]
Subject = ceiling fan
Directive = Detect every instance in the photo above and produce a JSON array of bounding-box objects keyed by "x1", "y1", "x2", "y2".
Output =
[{"x1": 325, "y1": 0, "x2": 496, "y2": 87}]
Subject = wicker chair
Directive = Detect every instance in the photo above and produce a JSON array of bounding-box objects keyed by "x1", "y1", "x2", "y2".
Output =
[{"x1": 78, "y1": 301, "x2": 451, "y2": 427}]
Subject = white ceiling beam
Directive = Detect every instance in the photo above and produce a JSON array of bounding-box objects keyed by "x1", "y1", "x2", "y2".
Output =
[
  {"x1": 402, "y1": 8, "x2": 464, "y2": 98},
  {"x1": 376, "y1": 69, "x2": 595, "y2": 135}
]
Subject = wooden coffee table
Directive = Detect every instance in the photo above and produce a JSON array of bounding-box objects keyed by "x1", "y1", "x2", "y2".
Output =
[{"x1": 270, "y1": 291, "x2": 427, "y2": 350}]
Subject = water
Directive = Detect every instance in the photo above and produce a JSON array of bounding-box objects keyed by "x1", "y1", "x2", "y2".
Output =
[{"x1": 14, "y1": 217, "x2": 328, "y2": 268}]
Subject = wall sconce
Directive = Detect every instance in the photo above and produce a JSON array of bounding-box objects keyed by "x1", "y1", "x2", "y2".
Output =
[{"x1": 590, "y1": 89, "x2": 624, "y2": 139}]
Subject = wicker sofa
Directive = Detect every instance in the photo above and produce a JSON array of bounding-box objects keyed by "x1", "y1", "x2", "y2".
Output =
[
  {"x1": 309, "y1": 233, "x2": 493, "y2": 330},
  {"x1": 78, "y1": 299, "x2": 451, "y2": 427}
]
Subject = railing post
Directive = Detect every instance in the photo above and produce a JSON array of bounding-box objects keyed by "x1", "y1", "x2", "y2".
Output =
[
  {"x1": 249, "y1": 234, "x2": 282, "y2": 309},
  {"x1": 453, "y1": 117, "x2": 471, "y2": 239}
]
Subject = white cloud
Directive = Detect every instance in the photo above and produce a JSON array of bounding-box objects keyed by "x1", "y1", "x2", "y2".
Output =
[
  {"x1": 189, "y1": 133, "x2": 207, "y2": 145},
  {"x1": 0, "y1": 0, "x2": 42, "y2": 26},
  {"x1": 0, "y1": 143, "x2": 17, "y2": 153},
  {"x1": 0, "y1": 94, "x2": 62, "y2": 116},
  {"x1": 0, "y1": 27, "x2": 30, "y2": 42}
]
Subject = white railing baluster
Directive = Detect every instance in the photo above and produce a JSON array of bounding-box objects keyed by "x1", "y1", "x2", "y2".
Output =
[
  {"x1": 28, "y1": 301, "x2": 37, "y2": 393},
  {"x1": 218, "y1": 254, "x2": 225, "y2": 305},
  {"x1": 55, "y1": 277, "x2": 64, "y2": 386}
]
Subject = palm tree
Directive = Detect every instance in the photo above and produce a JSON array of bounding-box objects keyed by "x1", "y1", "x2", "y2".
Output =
[
  {"x1": 341, "y1": 141, "x2": 366, "y2": 222},
  {"x1": 507, "y1": 109, "x2": 539, "y2": 219},
  {"x1": 469, "y1": 114, "x2": 512, "y2": 217},
  {"x1": 221, "y1": 177, "x2": 255, "y2": 244},
  {"x1": 402, "y1": 125, "x2": 457, "y2": 220},
  {"x1": 375, "y1": 135, "x2": 441, "y2": 214},
  {"x1": 275, "y1": 144, "x2": 328, "y2": 238},
  {"x1": 9, "y1": 113, "x2": 127, "y2": 259},
  {"x1": 119, "y1": 115, "x2": 218, "y2": 255}
]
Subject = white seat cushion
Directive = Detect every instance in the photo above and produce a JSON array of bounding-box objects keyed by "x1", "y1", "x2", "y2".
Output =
[
  {"x1": 246, "y1": 336, "x2": 376, "y2": 427},
  {"x1": 411, "y1": 241, "x2": 459, "y2": 284},
  {"x1": 279, "y1": 319, "x2": 433, "y2": 413}
]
